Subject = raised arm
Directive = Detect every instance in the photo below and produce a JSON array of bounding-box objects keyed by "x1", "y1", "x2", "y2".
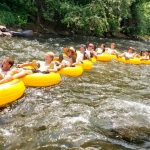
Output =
[{"x1": 17, "y1": 60, "x2": 39, "y2": 69}]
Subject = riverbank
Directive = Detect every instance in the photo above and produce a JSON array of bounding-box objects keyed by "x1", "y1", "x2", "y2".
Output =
[{"x1": 8, "y1": 23, "x2": 150, "y2": 43}]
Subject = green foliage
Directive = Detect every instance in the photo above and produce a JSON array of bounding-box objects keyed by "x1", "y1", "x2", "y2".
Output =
[
  {"x1": 0, "y1": 0, "x2": 150, "y2": 36},
  {"x1": 43, "y1": 0, "x2": 60, "y2": 22},
  {"x1": 0, "y1": 10, "x2": 15, "y2": 25},
  {"x1": 59, "y1": 0, "x2": 134, "y2": 36},
  {"x1": 0, "y1": 0, "x2": 34, "y2": 25},
  {"x1": 136, "y1": 2, "x2": 150, "y2": 35},
  {"x1": 0, "y1": 3, "x2": 15, "y2": 25}
]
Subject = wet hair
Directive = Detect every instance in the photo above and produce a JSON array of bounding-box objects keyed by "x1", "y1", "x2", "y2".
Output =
[
  {"x1": 140, "y1": 51, "x2": 144, "y2": 56},
  {"x1": 98, "y1": 43, "x2": 105, "y2": 47},
  {"x1": 99, "y1": 43, "x2": 106, "y2": 52},
  {"x1": 148, "y1": 51, "x2": 150, "y2": 58},
  {"x1": 93, "y1": 44, "x2": 96, "y2": 51}
]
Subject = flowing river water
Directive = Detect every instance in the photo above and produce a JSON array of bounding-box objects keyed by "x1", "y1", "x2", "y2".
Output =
[{"x1": 0, "y1": 35, "x2": 150, "y2": 150}]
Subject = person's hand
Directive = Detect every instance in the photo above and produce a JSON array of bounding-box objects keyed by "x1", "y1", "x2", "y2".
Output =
[{"x1": 17, "y1": 64, "x2": 23, "y2": 68}]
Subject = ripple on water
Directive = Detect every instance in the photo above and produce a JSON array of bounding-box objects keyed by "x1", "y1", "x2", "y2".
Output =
[
  {"x1": 90, "y1": 99, "x2": 150, "y2": 149},
  {"x1": 0, "y1": 36, "x2": 150, "y2": 150}
]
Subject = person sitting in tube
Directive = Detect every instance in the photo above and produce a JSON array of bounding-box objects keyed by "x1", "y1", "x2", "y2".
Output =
[
  {"x1": 105, "y1": 43, "x2": 119, "y2": 55},
  {"x1": 0, "y1": 57, "x2": 31, "y2": 84},
  {"x1": 0, "y1": 57, "x2": 14, "y2": 82},
  {"x1": 84, "y1": 43, "x2": 97, "y2": 59},
  {"x1": 75, "y1": 44, "x2": 87, "y2": 64},
  {"x1": 119, "y1": 47, "x2": 137, "y2": 59},
  {"x1": 96, "y1": 43, "x2": 106, "y2": 55},
  {"x1": 18, "y1": 52, "x2": 58, "y2": 73},
  {"x1": 140, "y1": 51, "x2": 150, "y2": 60},
  {"x1": 58, "y1": 47, "x2": 77, "y2": 68}
]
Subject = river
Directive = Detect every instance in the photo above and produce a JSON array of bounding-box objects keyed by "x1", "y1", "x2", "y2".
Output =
[{"x1": 0, "y1": 35, "x2": 150, "y2": 150}]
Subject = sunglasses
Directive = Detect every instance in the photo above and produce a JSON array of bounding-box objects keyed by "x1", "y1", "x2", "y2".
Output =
[{"x1": 88, "y1": 45, "x2": 94, "y2": 48}]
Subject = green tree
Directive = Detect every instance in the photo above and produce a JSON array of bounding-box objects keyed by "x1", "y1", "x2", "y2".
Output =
[{"x1": 0, "y1": 0, "x2": 150, "y2": 36}]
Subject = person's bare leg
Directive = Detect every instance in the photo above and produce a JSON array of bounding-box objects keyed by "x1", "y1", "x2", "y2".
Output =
[{"x1": 0, "y1": 75, "x2": 13, "y2": 85}]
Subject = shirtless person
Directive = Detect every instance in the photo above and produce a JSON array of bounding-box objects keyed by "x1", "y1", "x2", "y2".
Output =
[
  {"x1": 0, "y1": 57, "x2": 31, "y2": 84},
  {"x1": 0, "y1": 25, "x2": 12, "y2": 37}
]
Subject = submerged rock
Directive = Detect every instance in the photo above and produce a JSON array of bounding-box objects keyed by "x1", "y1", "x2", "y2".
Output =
[{"x1": 90, "y1": 99, "x2": 150, "y2": 147}]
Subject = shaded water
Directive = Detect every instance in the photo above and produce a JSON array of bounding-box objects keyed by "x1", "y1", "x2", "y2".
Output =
[{"x1": 0, "y1": 36, "x2": 150, "y2": 150}]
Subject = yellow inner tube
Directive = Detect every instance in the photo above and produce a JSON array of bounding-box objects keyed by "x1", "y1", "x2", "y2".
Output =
[
  {"x1": 97, "y1": 53, "x2": 117, "y2": 62},
  {"x1": 91, "y1": 57, "x2": 97, "y2": 63},
  {"x1": 0, "y1": 79, "x2": 25, "y2": 107},
  {"x1": 140, "y1": 59, "x2": 150, "y2": 64},
  {"x1": 59, "y1": 66, "x2": 83, "y2": 77},
  {"x1": 22, "y1": 72, "x2": 61, "y2": 87},
  {"x1": 78, "y1": 60, "x2": 93, "y2": 70},
  {"x1": 117, "y1": 57, "x2": 141, "y2": 65}
]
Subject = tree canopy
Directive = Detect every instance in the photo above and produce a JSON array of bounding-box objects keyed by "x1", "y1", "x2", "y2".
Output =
[{"x1": 0, "y1": 0, "x2": 150, "y2": 36}]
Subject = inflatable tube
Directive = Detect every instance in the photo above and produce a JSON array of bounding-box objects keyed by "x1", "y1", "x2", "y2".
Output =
[
  {"x1": 0, "y1": 79, "x2": 25, "y2": 107},
  {"x1": 78, "y1": 60, "x2": 93, "y2": 70},
  {"x1": 97, "y1": 53, "x2": 117, "y2": 62},
  {"x1": 59, "y1": 66, "x2": 83, "y2": 77},
  {"x1": 10, "y1": 30, "x2": 33, "y2": 37},
  {"x1": 91, "y1": 57, "x2": 97, "y2": 63},
  {"x1": 117, "y1": 57, "x2": 125, "y2": 63},
  {"x1": 22, "y1": 72, "x2": 61, "y2": 87},
  {"x1": 127, "y1": 58, "x2": 141, "y2": 65},
  {"x1": 117, "y1": 57, "x2": 141, "y2": 65},
  {"x1": 140, "y1": 59, "x2": 150, "y2": 64}
]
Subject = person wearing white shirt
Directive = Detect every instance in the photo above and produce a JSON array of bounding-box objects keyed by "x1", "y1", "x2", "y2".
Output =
[
  {"x1": 105, "y1": 43, "x2": 118, "y2": 55},
  {"x1": 76, "y1": 44, "x2": 86, "y2": 63},
  {"x1": 18, "y1": 52, "x2": 58, "y2": 73},
  {"x1": 96, "y1": 43, "x2": 105, "y2": 54},
  {"x1": 120, "y1": 47, "x2": 136, "y2": 59}
]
